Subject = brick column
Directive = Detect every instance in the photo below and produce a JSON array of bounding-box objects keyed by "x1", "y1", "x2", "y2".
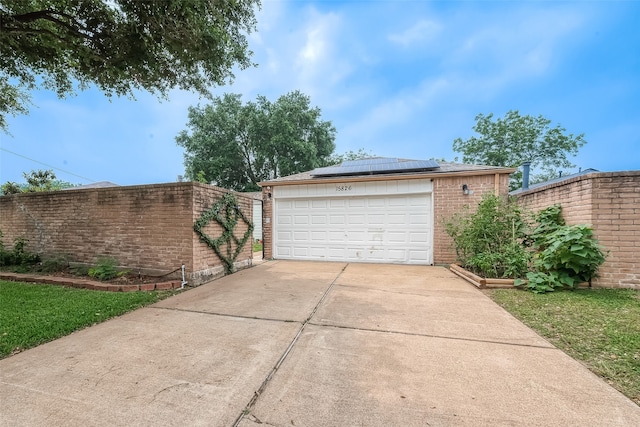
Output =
[{"x1": 262, "y1": 186, "x2": 273, "y2": 259}]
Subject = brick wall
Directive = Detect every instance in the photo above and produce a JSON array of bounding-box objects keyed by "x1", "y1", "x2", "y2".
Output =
[
  {"x1": 433, "y1": 173, "x2": 510, "y2": 264},
  {"x1": 516, "y1": 175, "x2": 594, "y2": 225},
  {"x1": 0, "y1": 182, "x2": 253, "y2": 286},
  {"x1": 516, "y1": 171, "x2": 640, "y2": 289}
]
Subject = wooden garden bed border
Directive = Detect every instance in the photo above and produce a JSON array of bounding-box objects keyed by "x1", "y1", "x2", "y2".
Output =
[{"x1": 449, "y1": 264, "x2": 516, "y2": 289}]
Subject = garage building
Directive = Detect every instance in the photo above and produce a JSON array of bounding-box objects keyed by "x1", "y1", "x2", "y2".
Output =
[{"x1": 260, "y1": 158, "x2": 514, "y2": 265}]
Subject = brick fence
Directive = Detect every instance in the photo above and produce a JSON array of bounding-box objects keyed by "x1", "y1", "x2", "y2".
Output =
[
  {"x1": 0, "y1": 182, "x2": 253, "y2": 286},
  {"x1": 516, "y1": 171, "x2": 640, "y2": 289}
]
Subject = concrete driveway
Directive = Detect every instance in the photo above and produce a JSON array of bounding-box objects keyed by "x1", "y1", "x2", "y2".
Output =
[{"x1": 1, "y1": 261, "x2": 638, "y2": 426}]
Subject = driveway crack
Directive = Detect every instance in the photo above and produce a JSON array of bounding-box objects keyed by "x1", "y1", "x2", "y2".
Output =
[
  {"x1": 307, "y1": 321, "x2": 558, "y2": 350},
  {"x1": 150, "y1": 306, "x2": 298, "y2": 324},
  {"x1": 231, "y1": 263, "x2": 349, "y2": 427}
]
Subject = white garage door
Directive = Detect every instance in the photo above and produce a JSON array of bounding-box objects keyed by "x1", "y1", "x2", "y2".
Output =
[{"x1": 273, "y1": 180, "x2": 433, "y2": 264}]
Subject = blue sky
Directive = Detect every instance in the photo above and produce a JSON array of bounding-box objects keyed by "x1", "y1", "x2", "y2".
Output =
[{"x1": 1, "y1": 0, "x2": 639, "y2": 186}]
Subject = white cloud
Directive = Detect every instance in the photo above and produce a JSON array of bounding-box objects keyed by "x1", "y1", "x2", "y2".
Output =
[
  {"x1": 448, "y1": 6, "x2": 586, "y2": 82},
  {"x1": 388, "y1": 19, "x2": 442, "y2": 47}
]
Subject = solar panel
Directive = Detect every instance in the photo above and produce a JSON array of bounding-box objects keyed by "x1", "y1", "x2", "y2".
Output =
[{"x1": 310, "y1": 158, "x2": 439, "y2": 177}]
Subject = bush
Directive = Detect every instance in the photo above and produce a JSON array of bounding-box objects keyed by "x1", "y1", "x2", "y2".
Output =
[
  {"x1": 0, "y1": 231, "x2": 40, "y2": 269},
  {"x1": 516, "y1": 205, "x2": 607, "y2": 293},
  {"x1": 444, "y1": 194, "x2": 531, "y2": 278},
  {"x1": 39, "y1": 254, "x2": 70, "y2": 273}
]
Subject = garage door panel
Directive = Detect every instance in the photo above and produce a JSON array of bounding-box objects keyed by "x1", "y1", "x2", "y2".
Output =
[
  {"x1": 409, "y1": 197, "x2": 429, "y2": 206},
  {"x1": 386, "y1": 249, "x2": 406, "y2": 261},
  {"x1": 278, "y1": 200, "x2": 293, "y2": 209},
  {"x1": 294, "y1": 215, "x2": 309, "y2": 225},
  {"x1": 367, "y1": 231, "x2": 384, "y2": 242},
  {"x1": 310, "y1": 231, "x2": 326, "y2": 241},
  {"x1": 348, "y1": 214, "x2": 366, "y2": 225},
  {"x1": 278, "y1": 215, "x2": 292, "y2": 225},
  {"x1": 276, "y1": 246, "x2": 291, "y2": 256},
  {"x1": 410, "y1": 232, "x2": 429, "y2": 243},
  {"x1": 367, "y1": 214, "x2": 385, "y2": 225},
  {"x1": 274, "y1": 193, "x2": 432, "y2": 264},
  {"x1": 329, "y1": 215, "x2": 345, "y2": 225},
  {"x1": 277, "y1": 231, "x2": 292, "y2": 241},
  {"x1": 293, "y1": 247, "x2": 308, "y2": 257},
  {"x1": 327, "y1": 248, "x2": 346, "y2": 259},
  {"x1": 388, "y1": 197, "x2": 407, "y2": 206},
  {"x1": 328, "y1": 231, "x2": 345, "y2": 241},
  {"x1": 388, "y1": 214, "x2": 405, "y2": 225},
  {"x1": 410, "y1": 214, "x2": 429, "y2": 224},
  {"x1": 386, "y1": 232, "x2": 406, "y2": 243},
  {"x1": 367, "y1": 198, "x2": 385, "y2": 208},
  {"x1": 293, "y1": 231, "x2": 309, "y2": 241},
  {"x1": 309, "y1": 247, "x2": 327, "y2": 257},
  {"x1": 348, "y1": 231, "x2": 367, "y2": 242},
  {"x1": 311, "y1": 215, "x2": 326, "y2": 224},
  {"x1": 408, "y1": 250, "x2": 429, "y2": 262}
]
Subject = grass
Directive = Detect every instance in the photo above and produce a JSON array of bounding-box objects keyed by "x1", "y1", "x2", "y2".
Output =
[
  {"x1": 253, "y1": 241, "x2": 263, "y2": 252},
  {"x1": 0, "y1": 280, "x2": 175, "y2": 358},
  {"x1": 487, "y1": 288, "x2": 640, "y2": 405}
]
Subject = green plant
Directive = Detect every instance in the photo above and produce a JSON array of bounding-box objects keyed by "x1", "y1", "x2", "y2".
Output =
[
  {"x1": 194, "y1": 193, "x2": 254, "y2": 274},
  {"x1": 516, "y1": 205, "x2": 607, "y2": 293},
  {"x1": 88, "y1": 257, "x2": 124, "y2": 281},
  {"x1": 0, "y1": 230, "x2": 7, "y2": 265},
  {"x1": 0, "y1": 234, "x2": 40, "y2": 268},
  {"x1": 444, "y1": 194, "x2": 531, "y2": 278},
  {"x1": 530, "y1": 204, "x2": 565, "y2": 247},
  {"x1": 70, "y1": 264, "x2": 91, "y2": 276},
  {"x1": 39, "y1": 254, "x2": 70, "y2": 273}
]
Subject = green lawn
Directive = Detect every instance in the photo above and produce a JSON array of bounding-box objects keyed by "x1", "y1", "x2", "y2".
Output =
[
  {"x1": 487, "y1": 288, "x2": 640, "y2": 405},
  {"x1": 0, "y1": 281, "x2": 174, "y2": 358}
]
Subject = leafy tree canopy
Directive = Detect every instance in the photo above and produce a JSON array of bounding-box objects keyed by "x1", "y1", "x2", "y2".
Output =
[
  {"x1": 326, "y1": 148, "x2": 376, "y2": 166},
  {"x1": 453, "y1": 110, "x2": 586, "y2": 190},
  {"x1": 1, "y1": 169, "x2": 75, "y2": 194},
  {"x1": 0, "y1": 0, "x2": 260, "y2": 131},
  {"x1": 176, "y1": 91, "x2": 337, "y2": 192}
]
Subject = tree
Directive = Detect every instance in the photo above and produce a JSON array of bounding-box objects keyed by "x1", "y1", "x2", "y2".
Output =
[
  {"x1": 0, "y1": 0, "x2": 259, "y2": 131},
  {"x1": 325, "y1": 148, "x2": 375, "y2": 166},
  {"x1": 1, "y1": 169, "x2": 75, "y2": 194},
  {"x1": 452, "y1": 110, "x2": 586, "y2": 190},
  {"x1": 176, "y1": 91, "x2": 336, "y2": 192}
]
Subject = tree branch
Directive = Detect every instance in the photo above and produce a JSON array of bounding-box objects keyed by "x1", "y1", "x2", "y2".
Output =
[{"x1": 2, "y1": 9, "x2": 90, "y2": 40}]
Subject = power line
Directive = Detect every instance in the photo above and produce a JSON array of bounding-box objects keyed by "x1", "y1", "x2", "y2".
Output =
[{"x1": 0, "y1": 147, "x2": 97, "y2": 183}]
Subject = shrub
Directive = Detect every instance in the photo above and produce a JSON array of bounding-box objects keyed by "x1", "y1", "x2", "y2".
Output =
[
  {"x1": 516, "y1": 205, "x2": 607, "y2": 293},
  {"x1": 0, "y1": 231, "x2": 40, "y2": 269},
  {"x1": 444, "y1": 194, "x2": 531, "y2": 278},
  {"x1": 39, "y1": 254, "x2": 70, "y2": 273}
]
